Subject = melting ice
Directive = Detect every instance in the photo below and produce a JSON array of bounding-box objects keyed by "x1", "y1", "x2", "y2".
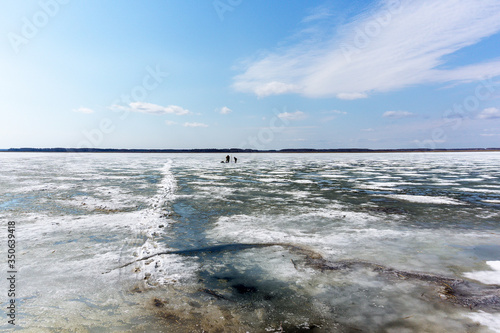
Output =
[{"x1": 1, "y1": 152, "x2": 500, "y2": 332}]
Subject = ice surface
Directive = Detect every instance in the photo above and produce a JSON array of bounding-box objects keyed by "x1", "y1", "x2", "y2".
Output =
[
  {"x1": 483, "y1": 200, "x2": 500, "y2": 204},
  {"x1": 379, "y1": 194, "x2": 465, "y2": 205},
  {"x1": 458, "y1": 187, "x2": 500, "y2": 194},
  {"x1": 465, "y1": 261, "x2": 500, "y2": 285},
  {"x1": 0, "y1": 154, "x2": 194, "y2": 331},
  {"x1": 2, "y1": 152, "x2": 500, "y2": 332},
  {"x1": 466, "y1": 311, "x2": 500, "y2": 332}
]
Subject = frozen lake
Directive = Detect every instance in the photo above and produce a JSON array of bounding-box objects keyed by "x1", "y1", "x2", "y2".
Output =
[{"x1": 1, "y1": 152, "x2": 499, "y2": 332}]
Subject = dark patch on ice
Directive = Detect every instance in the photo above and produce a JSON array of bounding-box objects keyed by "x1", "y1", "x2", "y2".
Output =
[
  {"x1": 153, "y1": 298, "x2": 165, "y2": 308},
  {"x1": 365, "y1": 205, "x2": 407, "y2": 214},
  {"x1": 188, "y1": 300, "x2": 202, "y2": 308},
  {"x1": 273, "y1": 322, "x2": 323, "y2": 332},
  {"x1": 232, "y1": 283, "x2": 258, "y2": 294},
  {"x1": 111, "y1": 242, "x2": 500, "y2": 310},
  {"x1": 198, "y1": 288, "x2": 231, "y2": 301},
  {"x1": 215, "y1": 276, "x2": 235, "y2": 283}
]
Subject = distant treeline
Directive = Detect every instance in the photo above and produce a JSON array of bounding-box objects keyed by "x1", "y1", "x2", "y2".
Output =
[{"x1": 4, "y1": 147, "x2": 500, "y2": 153}]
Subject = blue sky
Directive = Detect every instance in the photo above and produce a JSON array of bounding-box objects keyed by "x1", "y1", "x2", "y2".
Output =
[{"x1": 1, "y1": 0, "x2": 500, "y2": 149}]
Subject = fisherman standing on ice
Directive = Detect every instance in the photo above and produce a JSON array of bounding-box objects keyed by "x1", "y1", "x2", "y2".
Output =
[
  {"x1": 225, "y1": 155, "x2": 230, "y2": 163},
  {"x1": 234, "y1": 157, "x2": 237, "y2": 163}
]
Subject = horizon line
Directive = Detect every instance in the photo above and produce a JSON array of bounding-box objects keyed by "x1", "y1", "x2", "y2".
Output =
[{"x1": 2, "y1": 147, "x2": 500, "y2": 153}]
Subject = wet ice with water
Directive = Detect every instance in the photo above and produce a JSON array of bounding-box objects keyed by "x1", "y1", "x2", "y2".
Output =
[{"x1": 1, "y1": 152, "x2": 500, "y2": 332}]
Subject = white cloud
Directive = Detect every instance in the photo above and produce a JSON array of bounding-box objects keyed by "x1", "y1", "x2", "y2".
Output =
[
  {"x1": 165, "y1": 120, "x2": 177, "y2": 126},
  {"x1": 323, "y1": 110, "x2": 347, "y2": 115},
  {"x1": 254, "y1": 81, "x2": 300, "y2": 97},
  {"x1": 383, "y1": 111, "x2": 414, "y2": 118},
  {"x1": 278, "y1": 111, "x2": 307, "y2": 120},
  {"x1": 184, "y1": 122, "x2": 209, "y2": 128},
  {"x1": 478, "y1": 107, "x2": 500, "y2": 119},
  {"x1": 73, "y1": 107, "x2": 94, "y2": 114},
  {"x1": 123, "y1": 102, "x2": 190, "y2": 115},
  {"x1": 337, "y1": 92, "x2": 368, "y2": 100},
  {"x1": 233, "y1": 0, "x2": 500, "y2": 99},
  {"x1": 219, "y1": 106, "x2": 232, "y2": 114}
]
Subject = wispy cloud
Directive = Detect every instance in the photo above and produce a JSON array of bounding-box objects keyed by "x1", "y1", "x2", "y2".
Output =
[
  {"x1": 322, "y1": 109, "x2": 347, "y2": 122},
  {"x1": 302, "y1": 5, "x2": 334, "y2": 23},
  {"x1": 165, "y1": 120, "x2": 177, "y2": 126},
  {"x1": 278, "y1": 110, "x2": 307, "y2": 120},
  {"x1": 477, "y1": 107, "x2": 500, "y2": 119},
  {"x1": 233, "y1": 0, "x2": 500, "y2": 99},
  {"x1": 218, "y1": 106, "x2": 232, "y2": 114},
  {"x1": 481, "y1": 128, "x2": 500, "y2": 137},
  {"x1": 184, "y1": 122, "x2": 209, "y2": 128},
  {"x1": 383, "y1": 110, "x2": 414, "y2": 118},
  {"x1": 73, "y1": 107, "x2": 94, "y2": 114},
  {"x1": 112, "y1": 102, "x2": 190, "y2": 115},
  {"x1": 323, "y1": 110, "x2": 347, "y2": 115}
]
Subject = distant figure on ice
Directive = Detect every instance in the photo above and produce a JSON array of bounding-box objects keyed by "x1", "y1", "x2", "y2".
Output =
[
  {"x1": 234, "y1": 157, "x2": 237, "y2": 163},
  {"x1": 225, "y1": 155, "x2": 230, "y2": 163}
]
